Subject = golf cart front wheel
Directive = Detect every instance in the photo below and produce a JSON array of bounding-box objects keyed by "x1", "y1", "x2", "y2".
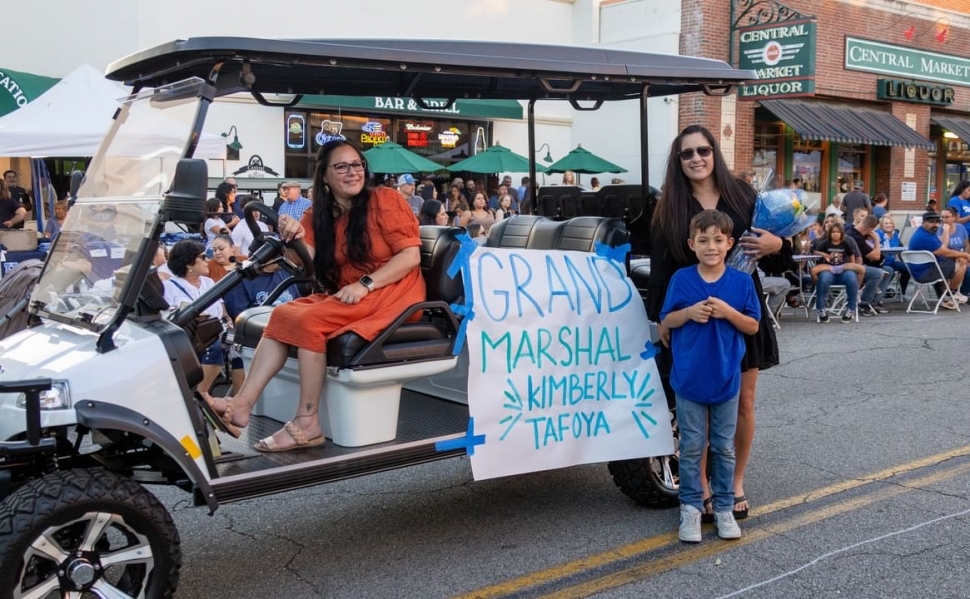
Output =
[
  {"x1": 607, "y1": 454, "x2": 680, "y2": 508},
  {"x1": 0, "y1": 468, "x2": 181, "y2": 599}
]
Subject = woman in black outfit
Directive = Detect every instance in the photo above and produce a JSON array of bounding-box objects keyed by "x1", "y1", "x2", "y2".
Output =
[{"x1": 647, "y1": 125, "x2": 781, "y2": 522}]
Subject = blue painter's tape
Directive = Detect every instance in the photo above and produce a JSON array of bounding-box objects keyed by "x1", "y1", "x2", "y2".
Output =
[
  {"x1": 445, "y1": 233, "x2": 481, "y2": 356},
  {"x1": 434, "y1": 417, "x2": 487, "y2": 456},
  {"x1": 640, "y1": 341, "x2": 658, "y2": 360},
  {"x1": 594, "y1": 241, "x2": 631, "y2": 264}
]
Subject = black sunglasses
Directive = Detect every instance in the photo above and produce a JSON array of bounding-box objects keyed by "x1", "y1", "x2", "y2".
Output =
[{"x1": 678, "y1": 146, "x2": 713, "y2": 161}]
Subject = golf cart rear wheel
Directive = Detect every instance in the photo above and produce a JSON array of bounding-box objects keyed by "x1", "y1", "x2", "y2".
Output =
[
  {"x1": 607, "y1": 454, "x2": 680, "y2": 508},
  {"x1": 0, "y1": 468, "x2": 181, "y2": 599}
]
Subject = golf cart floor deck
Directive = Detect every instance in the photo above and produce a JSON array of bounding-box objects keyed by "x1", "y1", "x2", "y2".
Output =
[{"x1": 213, "y1": 390, "x2": 468, "y2": 477}]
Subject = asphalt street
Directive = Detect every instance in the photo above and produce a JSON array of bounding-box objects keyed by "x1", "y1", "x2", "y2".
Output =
[{"x1": 158, "y1": 298, "x2": 970, "y2": 598}]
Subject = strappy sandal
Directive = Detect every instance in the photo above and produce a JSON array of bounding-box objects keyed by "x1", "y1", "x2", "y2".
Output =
[
  {"x1": 701, "y1": 497, "x2": 714, "y2": 524},
  {"x1": 254, "y1": 419, "x2": 325, "y2": 453},
  {"x1": 733, "y1": 495, "x2": 749, "y2": 520}
]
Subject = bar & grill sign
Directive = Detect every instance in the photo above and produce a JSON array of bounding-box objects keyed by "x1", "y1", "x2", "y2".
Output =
[{"x1": 737, "y1": 20, "x2": 817, "y2": 99}]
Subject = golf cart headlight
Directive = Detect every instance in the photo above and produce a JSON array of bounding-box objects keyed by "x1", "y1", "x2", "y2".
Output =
[{"x1": 15, "y1": 381, "x2": 71, "y2": 410}]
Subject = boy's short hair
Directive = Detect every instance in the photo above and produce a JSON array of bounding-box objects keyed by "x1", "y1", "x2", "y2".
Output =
[
  {"x1": 853, "y1": 206, "x2": 869, "y2": 218},
  {"x1": 689, "y1": 210, "x2": 733, "y2": 238}
]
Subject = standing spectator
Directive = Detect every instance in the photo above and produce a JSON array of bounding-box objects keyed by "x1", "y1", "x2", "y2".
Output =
[
  {"x1": 648, "y1": 125, "x2": 781, "y2": 523},
  {"x1": 590, "y1": 177, "x2": 601, "y2": 191},
  {"x1": 419, "y1": 176, "x2": 437, "y2": 201},
  {"x1": 396, "y1": 173, "x2": 423, "y2": 215},
  {"x1": 946, "y1": 180, "x2": 970, "y2": 228},
  {"x1": 740, "y1": 170, "x2": 756, "y2": 188},
  {"x1": 790, "y1": 177, "x2": 808, "y2": 202},
  {"x1": 0, "y1": 180, "x2": 27, "y2": 230},
  {"x1": 276, "y1": 180, "x2": 312, "y2": 221},
  {"x1": 561, "y1": 170, "x2": 576, "y2": 185},
  {"x1": 660, "y1": 210, "x2": 760, "y2": 543},
  {"x1": 459, "y1": 192, "x2": 496, "y2": 234},
  {"x1": 488, "y1": 183, "x2": 515, "y2": 211},
  {"x1": 517, "y1": 176, "x2": 531, "y2": 203},
  {"x1": 825, "y1": 194, "x2": 844, "y2": 218},
  {"x1": 494, "y1": 194, "x2": 516, "y2": 221},
  {"x1": 871, "y1": 193, "x2": 889, "y2": 218},
  {"x1": 214, "y1": 182, "x2": 241, "y2": 230},
  {"x1": 3, "y1": 170, "x2": 30, "y2": 221},
  {"x1": 841, "y1": 180, "x2": 871, "y2": 220},
  {"x1": 906, "y1": 211, "x2": 970, "y2": 308},
  {"x1": 203, "y1": 198, "x2": 230, "y2": 247},
  {"x1": 463, "y1": 179, "x2": 477, "y2": 202},
  {"x1": 443, "y1": 184, "x2": 463, "y2": 214}
]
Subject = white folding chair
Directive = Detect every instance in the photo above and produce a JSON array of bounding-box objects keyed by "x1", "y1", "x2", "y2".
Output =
[
  {"x1": 763, "y1": 292, "x2": 780, "y2": 330},
  {"x1": 900, "y1": 250, "x2": 959, "y2": 314}
]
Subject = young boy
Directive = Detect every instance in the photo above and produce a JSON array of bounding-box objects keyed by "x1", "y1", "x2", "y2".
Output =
[{"x1": 660, "y1": 210, "x2": 761, "y2": 543}]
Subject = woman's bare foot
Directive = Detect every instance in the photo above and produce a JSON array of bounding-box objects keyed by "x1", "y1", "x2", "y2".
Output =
[{"x1": 212, "y1": 394, "x2": 255, "y2": 429}]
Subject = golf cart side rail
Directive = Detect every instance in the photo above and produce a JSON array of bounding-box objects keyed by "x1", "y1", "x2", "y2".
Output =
[{"x1": 104, "y1": 38, "x2": 756, "y2": 101}]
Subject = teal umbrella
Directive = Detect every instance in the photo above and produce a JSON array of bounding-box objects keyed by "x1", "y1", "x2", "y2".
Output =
[
  {"x1": 363, "y1": 141, "x2": 444, "y2": 174},
  {"x1": 545, "y1": 145, "x2": 627, "y2": 174},
  {"x1": 0, "y1": 66, "x2": 59, "y2": 117},
  {"x1": 446, "y1": 144, "x2": 547, "y2": 174}
]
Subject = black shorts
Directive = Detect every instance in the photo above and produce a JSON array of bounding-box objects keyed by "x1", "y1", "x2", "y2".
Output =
[{"x1": 916, "y1": 258, "x2": 954, "y2": 282}]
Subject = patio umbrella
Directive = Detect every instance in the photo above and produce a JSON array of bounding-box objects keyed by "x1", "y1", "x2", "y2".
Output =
[
  {"x1": 446, "y1": 144, "x2": 547, "y2": 174},
  {"x1": 363, "y1": 141, "x2": 444, "y2": 174},
  {"x1": 545, "y1": 144, "x2": 627, "y2": 174}
]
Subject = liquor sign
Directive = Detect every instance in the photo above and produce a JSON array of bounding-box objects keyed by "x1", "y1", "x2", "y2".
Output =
[
  {"x1": 876, "y1": 79, "x2": 955, "y2": 106},
  {"x1": 846, "y1": 38, "x2": 970, "y2": 88},
  {"x1": 737, "y1": 20, "x2": 817, "y2": 99}
]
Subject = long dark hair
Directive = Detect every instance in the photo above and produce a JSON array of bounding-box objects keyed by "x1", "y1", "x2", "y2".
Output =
[
  {"x1": 310, "y1": 140, "x2": 373, "y2": 293},
  {"x1": 950, "y1": 179, "x2": 970, "y2": 199},
  {"x1": 652, "y1": 125, "x2": 754, "y2": 263},
  {"x1": 419, "y1": 199, "x2": 443, "y2": 225}
]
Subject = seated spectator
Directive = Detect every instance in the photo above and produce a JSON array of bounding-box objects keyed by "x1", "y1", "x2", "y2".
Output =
[
  {"x1": 939, "y1": 207, "x2": 969, "y2": 252},
  {"x1": 846, "y1": 215, "x2": 891, "y2": 315},
  {"x1": 203, "y1": 198, "x2": 231, "y2": 247},
  {"x1": 850, "y1": 206, "x2": 870, "y2": 228},
  {"x1": 757, "y1": 268, "x2": 791, "y2": 314},
  {"x1": 44, "y1": 200, "x2": 70, "y2": 240},
  {"x1": 906, "y1": 211, "x2": 970, "y2": 310},
  {"x1": 876, "y1": 214, "x2": 909, "y2": 299},
  {"x1": 466, "y1": 221, "x2": 487, "y2": 245},
  {"x1": 222, "y1": 258, "x2": 302, "y2": 321},
  {"x1": 208, "y1": 234, "x2": 237, "y2": 283},
  {"x1": 493, "y1": 194, "x2": 517, "y2": 220},
  {"x1": 418, "y1": 199, "x2": 450, "y2": 226},
  {"x1": 810, "y1": 223, "x2": 861, "y2": 323},
  {"x1": 215, "y1": 182, "x2": 242, "y2": 230}
]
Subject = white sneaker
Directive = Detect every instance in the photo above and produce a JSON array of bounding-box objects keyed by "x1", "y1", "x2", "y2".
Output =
[
  {"x1": 714, "y1": 511, "x2": 742, "y2": 540},
  {"x1": 952, "y1": 292, "x2": 968, "y2": 304},
  {"x1": 679, "y1": 504, "x2": 702, "y2": 543}
]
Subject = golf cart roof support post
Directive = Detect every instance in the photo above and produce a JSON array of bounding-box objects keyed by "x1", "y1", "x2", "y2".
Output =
[
  {"x1": 528, "y1": 98, "x2": 537, "y2": 210},
  {"x1": 640, "y1": 84, "x2": 650, "y2": 199}
]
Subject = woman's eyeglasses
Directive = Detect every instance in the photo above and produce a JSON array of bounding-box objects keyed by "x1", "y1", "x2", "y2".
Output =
[
  {"x1": 678, "y1": 146, "x2": 713, "y2": 161},
  {"x1": 330, "y1": 160, "x2": 367, "y2": 175}
]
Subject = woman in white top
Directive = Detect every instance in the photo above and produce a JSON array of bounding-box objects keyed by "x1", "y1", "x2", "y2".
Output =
[
  {"x1": 230, "y1": 194, "x2": 269, "y2": 256},
  {"x1": 163, "y1": 239, "x2": 227, "y2": 402}
]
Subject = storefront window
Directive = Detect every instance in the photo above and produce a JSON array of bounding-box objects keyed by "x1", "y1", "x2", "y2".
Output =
[
  {"x1": 752, "y1": 122, "x2": 783, "y2": 189},
  {"x1": 792, "y1": 137, "x2": 823, "y2": 207},
  {"x1": 397, "y1": 119, "x2": 470, "y2": 163},
  {"x1": 837, "y1": 144, "x2": 868, "y2": 195}
]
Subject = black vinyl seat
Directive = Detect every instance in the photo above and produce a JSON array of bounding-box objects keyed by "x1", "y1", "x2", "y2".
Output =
[
  {"x1": 487, "y1": 214, "x2": 628, "y2": 252},
  {"x1": 234, "y1": 226, "x2": 464, "y2": 369}
]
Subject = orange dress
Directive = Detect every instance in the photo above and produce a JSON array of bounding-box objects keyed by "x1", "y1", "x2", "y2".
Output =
[{"x1": 263, "y1": 186, "x2": 425, "y2": 352}]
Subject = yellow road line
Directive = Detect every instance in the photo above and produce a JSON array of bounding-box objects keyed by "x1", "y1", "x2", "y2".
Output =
[
  {"x1": 539, "y1": 460, "x2": 970, "y2": 599},
  {"x1": 455, "y1": 444, "x2": 970, "y2": 599}
]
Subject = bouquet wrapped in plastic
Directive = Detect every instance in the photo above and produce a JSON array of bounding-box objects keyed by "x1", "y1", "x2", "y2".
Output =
[{"x1": 726, "y1": 189, "x2": 815, "y2": 274}]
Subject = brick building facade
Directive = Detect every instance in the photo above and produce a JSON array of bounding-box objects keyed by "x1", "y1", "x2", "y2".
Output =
[{"x1": 679, "y1": 0, "x2": 970, "y2": 211}]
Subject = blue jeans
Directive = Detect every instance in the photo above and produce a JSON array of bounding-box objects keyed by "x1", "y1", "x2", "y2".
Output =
[
  {"x1": 861, "y1": 265, "x2": 889, "y2": 304},
  {"x1": 676, "y1": 393, "x2": 739, "y2": 513},
  {"x1": 815, "y1": 270, "x2": 859, "y2": 312}
]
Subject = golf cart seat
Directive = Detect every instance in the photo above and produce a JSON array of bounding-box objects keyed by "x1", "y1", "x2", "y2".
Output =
[
  {"x1": 236, "y1": 225, "x2": 464, "y2": 447},
  {"x1": 486, "y1": 214, "x2": 629, "y2": 251}
]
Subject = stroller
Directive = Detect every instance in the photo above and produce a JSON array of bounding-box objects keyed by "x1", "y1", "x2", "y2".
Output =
[{"x1": 0, "y1": 259, "x2": 44, "y2": 340}]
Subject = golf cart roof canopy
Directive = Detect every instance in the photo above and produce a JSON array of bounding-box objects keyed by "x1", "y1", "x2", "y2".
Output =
[{"x1": 105, "y1": 37, "x2": 756, "y2": 101}]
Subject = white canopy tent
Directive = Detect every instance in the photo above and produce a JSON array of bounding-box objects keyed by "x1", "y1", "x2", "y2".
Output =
[{"x1": 0, "y1": 63, "x2": 225, "y2": 159}]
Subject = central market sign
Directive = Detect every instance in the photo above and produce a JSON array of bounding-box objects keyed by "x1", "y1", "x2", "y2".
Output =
[
  {"x1": 845, "y1": 38, "x2": 970, "y2": 88},
  {"x1": 737, "y1": 20, "x2": 817, "y2": 99}
]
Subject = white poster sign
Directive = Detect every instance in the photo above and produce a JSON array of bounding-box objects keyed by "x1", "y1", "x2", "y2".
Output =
[
  {"x1": 901, "y1": 181, "x2": 917, "y2": 202},
  {"x1": 458, "y1": 243, "x2": 674, "y2": 480}
]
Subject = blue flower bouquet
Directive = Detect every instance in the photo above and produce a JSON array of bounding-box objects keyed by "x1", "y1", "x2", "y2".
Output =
[{"x1": 726, "y1": 189, "x2": 815, "y2": 274}]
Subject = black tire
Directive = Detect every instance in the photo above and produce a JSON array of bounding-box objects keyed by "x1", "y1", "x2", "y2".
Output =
[
  {"x1": 0, "y1": 468, "x2": 181, "y2": 599},
  {"x1": 608, "y1": 454, "x2": 679, "y2": 508},
  {"x1": 608, "y1": 410, "x2": 680, "y2": 508}
]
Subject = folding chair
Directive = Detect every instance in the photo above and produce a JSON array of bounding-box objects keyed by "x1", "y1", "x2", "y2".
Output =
[
  {"x1": 900, "y1": 250, "x2": 959, "y2": 314},
  {"x1": 763, "y1": 292, "x2": 780, "y2": 330}
]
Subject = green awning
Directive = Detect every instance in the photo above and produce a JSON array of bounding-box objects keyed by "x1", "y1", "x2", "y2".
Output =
[
  {"x1": 299, "y1": 95, "x2": 523, "y2": 120},
  {"x1": 0, "y1": 67, "x2": 59, "y2": 117}
]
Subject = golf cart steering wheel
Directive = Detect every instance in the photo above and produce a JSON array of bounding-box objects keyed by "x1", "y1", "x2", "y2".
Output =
[{"x1": 243, "y1": 202, "x2": 313, "y2": 280}]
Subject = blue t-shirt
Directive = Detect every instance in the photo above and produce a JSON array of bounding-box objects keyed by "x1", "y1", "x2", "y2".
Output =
[
  {"x1": 938, "y1": 222, "x2": 968, "y2": 251},
  {"x1": 872, "y1": 205, "x2": 887, "y2": 218},
  {"x1": 876, "y1": 229, "x2": 902, "y2": 265},
  {"x1": 907, "y1": 226, "x2": 942, "y2": 279},
  {"x1": 947, "y1": 196, "x2": 970, "y2": 221},
  {"x1": 223, "y1": 270, "x2": 302, "y2": 319},
  {"x1": 659, "y1": 266, "x2": 761, "y2": 405}
]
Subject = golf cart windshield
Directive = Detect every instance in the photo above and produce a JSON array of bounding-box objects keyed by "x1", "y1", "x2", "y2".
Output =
[{"x1": 30, "y1": 79, "x2": 208, "y2": 332}]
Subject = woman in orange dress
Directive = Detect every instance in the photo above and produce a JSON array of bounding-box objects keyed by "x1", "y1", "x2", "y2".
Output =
[{"x1": 216, "y1": 140, "x2": 425, "y2": 452}]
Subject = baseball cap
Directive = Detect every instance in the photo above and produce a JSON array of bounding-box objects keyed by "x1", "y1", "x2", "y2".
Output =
[
  {"x1": 853, "y1": 180, "x2": 864, "y2": 189},
  {"x1": 396, "y1": 173, "x2": 416, "y2": 186},
  {"x1": 281, "y1": 180, "x2": 302, "y2": 188},
  {"x1": 922, "y1": 211, "x2": 941, "y2": 222}
]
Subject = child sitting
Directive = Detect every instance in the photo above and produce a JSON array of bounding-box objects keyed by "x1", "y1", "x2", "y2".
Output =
[{"x1": 660, "y1": 210, "x2": 761, "y2": 543}]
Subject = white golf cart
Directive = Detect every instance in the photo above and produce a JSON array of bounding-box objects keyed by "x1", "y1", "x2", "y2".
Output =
[{"x1": 0, "y1": 39, "x2": 754, "y2": 597}]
